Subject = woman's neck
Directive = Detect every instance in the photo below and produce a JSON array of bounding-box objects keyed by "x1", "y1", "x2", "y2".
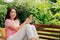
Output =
[{"x1": 10, "y1": 18, "x2": 14, "y2": 21}]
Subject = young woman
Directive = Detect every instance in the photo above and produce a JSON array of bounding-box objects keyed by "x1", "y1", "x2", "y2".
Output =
[{"x1": 5, "y1": 7, "x2": 39, "y2": 40}]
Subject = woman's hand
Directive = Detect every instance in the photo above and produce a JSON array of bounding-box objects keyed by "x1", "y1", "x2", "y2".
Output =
[
  {"x1": 28, "y1": 14, "x2": 33, "y2": 23},
  {"x1": 24, "y1": 18, "x2": 29, "y2": 24},
  {"x1": 24, "y1": 14, "x2": 33, "y2": 24}
]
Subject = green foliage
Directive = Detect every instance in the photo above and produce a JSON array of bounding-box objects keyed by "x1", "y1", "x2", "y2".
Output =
[
  {"x1": 57, "y1": 0, "x2": 60, "y2": 5},
  {"x1": 49, "y1": 0, "x2": 57, "y2": 3},
  {"x1": 15, "y1": 0, "x2": 60, "y2": 26},
  {"x1": 0, "y1": 5, "x2": 7, "y2": 28},
  {"x1": 0, "y1": 0, "x2": 60, "y2": 28}
]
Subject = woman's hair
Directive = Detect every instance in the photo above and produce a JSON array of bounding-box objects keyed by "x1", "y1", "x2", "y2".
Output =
[{"x1": 5, "y1": 7, "x2": 18, "y2": 20}]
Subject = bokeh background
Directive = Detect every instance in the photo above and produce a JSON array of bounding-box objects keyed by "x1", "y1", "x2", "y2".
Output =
[{"x1": 0, "y1": 0, "x2": 60, "y2": 28}]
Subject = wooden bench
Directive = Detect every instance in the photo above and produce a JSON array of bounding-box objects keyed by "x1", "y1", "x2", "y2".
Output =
[
  {"x1": 0, "y1": 28, "x2": 6, "y2": 40},
  {"x1": 34, "y1": 24, "x2": 60, "y2": 40},
  {"x1": 0, "y1": 24, "x2": 60, "y2": 40}
]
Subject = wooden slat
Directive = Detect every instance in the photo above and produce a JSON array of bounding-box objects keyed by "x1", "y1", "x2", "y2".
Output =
[
  {"x1": 39, "y1": 38, "x2": 48, "y2": 40},
  {"x1": 37, "y1": 29, "x2": 60, "y2": 33},
  {"x1": 37, "y1": 31, "x2": 60, "y2": 36},
  {"x1": 38, "y1": 33, "x2": 59, "y2": 37},
  {"x1": 39, "y1": 37, "x2": 57, "y2": 40},
  {"x1": 44, "y1": 28, "x2": 60, "y2": 31},
  {"x1": 34, "y1": 24, "x2": 60, "y2": 29},
  {"x1": 39, "y1": 35, "x2": 59, "y2": 39}
]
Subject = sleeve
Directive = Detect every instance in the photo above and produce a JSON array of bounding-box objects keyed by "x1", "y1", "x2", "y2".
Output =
[{"x1": 5, "y1": 19, "x2": 13, "y2": 27}]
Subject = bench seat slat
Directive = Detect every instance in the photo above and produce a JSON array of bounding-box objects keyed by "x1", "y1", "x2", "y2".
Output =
[
  {"x1": 37, "y1": 31, "x2": 60, "y2": 35},
  {"x1": 39, "y1": 35, "x2": 59, "y2": 39},
  {"x1": 37, "y1": 29, "x2": 60, "y2": 33},
  {"x1": 38, "y1": 33, "x2": 60, "y2": 37}
]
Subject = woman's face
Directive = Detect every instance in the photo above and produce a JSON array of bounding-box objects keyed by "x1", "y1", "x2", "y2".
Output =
[{"x1": 10, "y1": 9, "x2": 16, "y2": 19}]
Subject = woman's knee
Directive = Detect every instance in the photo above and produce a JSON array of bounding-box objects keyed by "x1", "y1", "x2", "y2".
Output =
[{"x1": 31, "y1": 25, "x2": 36, "y2": 29}]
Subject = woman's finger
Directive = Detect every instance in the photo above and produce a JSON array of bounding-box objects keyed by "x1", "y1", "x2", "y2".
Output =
[{"x1": 29, "y1": 14, "x2": 32, "y2": 20}]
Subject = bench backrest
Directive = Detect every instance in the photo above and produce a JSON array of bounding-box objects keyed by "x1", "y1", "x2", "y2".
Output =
[{"x1": 34, "y1": 24, "x2": 60, "y2": 40}]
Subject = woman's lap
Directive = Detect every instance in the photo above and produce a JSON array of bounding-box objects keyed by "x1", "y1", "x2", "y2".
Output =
[{"x1": 7, "y1": 24, "x2": 39, "y2": 40}]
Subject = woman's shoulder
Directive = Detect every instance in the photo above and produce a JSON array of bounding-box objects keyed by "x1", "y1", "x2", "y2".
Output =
[
  {"x1": 5, "y1": 19, "x2": 12, "y2": 26},
  {"x1": 5, "y1": 19, "x2": 10, "y2": 21},
  {"x1": 5, "y1": 19, "x2": 12, "y2": 23}
]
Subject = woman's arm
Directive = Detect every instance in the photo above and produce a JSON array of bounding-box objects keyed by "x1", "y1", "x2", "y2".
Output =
[
  {"x1": 16, "y1": 18, "x2": 30, "y2": 31},
  {"x1": 8, "y1": 18, "x2": 29, "y2": 32},
  {"x1": 8, "y1": 22, "x2": 26, "y2": 32},
  {"x1": 17, "y1": 14, "x2": 33, "y2": 31}
]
